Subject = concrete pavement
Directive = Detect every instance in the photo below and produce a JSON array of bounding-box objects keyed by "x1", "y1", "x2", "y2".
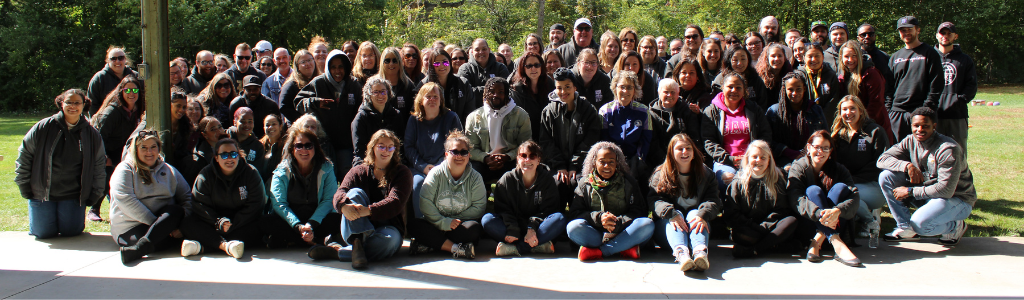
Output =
[{"x1": 1, "y1": 231, "x2": 1023, "y2": 298}]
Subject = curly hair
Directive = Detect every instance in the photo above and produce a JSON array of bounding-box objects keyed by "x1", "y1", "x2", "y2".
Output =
[
  {"x1": 610, "y1": 70, "x2": 642, "y2": 102},
  {"x1": 580, "y1": 142, "x2": 630, "y2": 178},
  {"x1": 362, "y1": 75, "x2": 393, "y2": 103}
]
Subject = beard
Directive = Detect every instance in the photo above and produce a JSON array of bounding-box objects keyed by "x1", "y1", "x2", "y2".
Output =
[
  {"x1": 764, "y1": 32, "x2": 778, "y2": 43},
  {"x1": 200, "y1": 66, "x2": 216, "y2": 79}
]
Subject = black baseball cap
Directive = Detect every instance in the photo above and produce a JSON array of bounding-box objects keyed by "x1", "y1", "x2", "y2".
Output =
[
  {"x1": 897, "y1": 16, "x2": 919, "y2": 29},
  {"x1": 243, "y1": 75, "x2": 262, "y2": 88},
  {"x1": 550, "y1": 23, "x2": 566, "y2": 32},
  {"x1": 937, "y1": 22, "x2": 957, "y2": 33}
]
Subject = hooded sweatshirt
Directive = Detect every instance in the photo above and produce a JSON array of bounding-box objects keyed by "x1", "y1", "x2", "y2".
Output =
[
  {"x1": 109, "y1": 159, "x2": 193, "y2": 241},
  {"x1": 888, "y1": 42, "x2": 943, "y2": 112},
  {"x1": 877, "y1": 132, "x2": 976, "y2": 206},
  {"x1": 465, "y1": 102, "x2": 532, "y2": 162},
  {"x1": 936, "y1": 45, "x2": 977, "y2": 119},
  {"x1": 351, "y1": 99, "x2": 405, "y2": 166},
  {"x1": 493, "y1": 165, "x2": 562, "y2": 237},
  {"x1": 191, "y1": 161, "x2": 267, "y2": 233},
  {"x1": 457, "y1": 52, "x2": 511, "y2": 103},
  {"x1": 419, "y1": 161, "x2": 487, "y2": 231},
  {"x1": 87, "y1": 65, "x2": 138, "y2": 115},
  {"x1": 295, "y1": 50, "x2": 363, "y2": 150},
  {"x1": 538, "y1": 91, "x2": 602, "y2": 172},
  {"x1": 574, "y1": 69, "x2": 614, "y2": 109},
  {"x1": 700, "y1": 93, "x2": 773, "y2": 166}
]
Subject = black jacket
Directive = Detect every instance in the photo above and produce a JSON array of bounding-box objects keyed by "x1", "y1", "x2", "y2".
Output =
[
  {"x1": 722, "y1": 175, "x2": 790, "y2": 229},
  {"x1": 457, "y1": 52, "x2": 510, "y2": 104},
  {"x1": 510, "y1": 79, "x2": 554, "y2": 139},
  {"x1": 795, "y1": 64, "x2": 844, "y2": 120},
  {"x1": 787, "y1": 156, "x2": 860, "y2": 222},
  {"x1": 87, "y1": 65, "x2": 137, "y2": 115},
  {"x1": 389, "y1": 77, "x2": 418, "y2": 122},
  {"x1": 569, "y1": 173, "x2": 648, "y2": 234},
  {"x1": 712, "y1": 70, "x2": 770, "y2": 110},
  {"x1": 94, "y1": 104, "x2": 142, "y2": 166},
  {"x1": 833, "y1": 121, "x2": 890, "y2": 182},
  {"x1": 647, "y1": 166, "x2": 720, "y2": 222},
  {"x1": 574, "y1": 69, "x2": 614, "y2": 109},
  {"x1": 229, "y1": 93, "x2": 280, "y2": 138},
  {"x1": 493, "y1": 165, "x2": 562, "y2": 238},
  {"x1": 16, "y1": 112, "x2": 107, "y2": 206},
  {"x1": 936, "y1": 45, "x2": 977, "y2": 119},
  {"x1": 191, "y1": 161, "x2": 267, "y2": 233},
  {"x1": 556, "y1": 38, "x2": 599, "y2": 67},
  {"x1": 649, "y1": 98, "x2": 705, "y2": 168},
  {"x1": 888, "y1": 43, "x2": 943, "y2": 112},
  {"x1": 351, "y1": 100, "x2": 405, "y2": 166},
  {"x1": 279, "y1": 79, "x2": 303, "y2": 123},
  {"x1": 538, "y1": 92, "x2": 602, "y2": 172},
  {"x1": 417, "y1": 74, "x2": 476, "y2": 123},
  {"x1": 224, "y1": 64, "x2": 267, "y2": 91},
  {"x1": 228, "y1": 128, "x2": 267, "y2": 178},
  {"x1": 295, "y1": 52, "x2": 363, "y2": 150},
  {"x1": 184, "y1": 65, "x2": 210, "y2": 95},
  {"x1": 700, "y1": 100, "x2": 773, "y2": 166},
  {"x1": 644, "y1": 57, "x2": 668, "y2": 82}
]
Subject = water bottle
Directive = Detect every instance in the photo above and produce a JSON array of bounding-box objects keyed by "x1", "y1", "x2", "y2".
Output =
[{"x1": 868, "y1": 208, "x2": 881, "y2": 248}]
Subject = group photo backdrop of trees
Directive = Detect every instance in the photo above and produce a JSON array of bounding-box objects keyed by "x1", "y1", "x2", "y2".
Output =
[{"x1": 1, "y1": 0, "x2": 1021, "y2": 111}]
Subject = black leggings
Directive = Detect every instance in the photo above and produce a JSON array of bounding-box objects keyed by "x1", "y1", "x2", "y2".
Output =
[
  {"x1": 731, "y1": 216, "x2": 798, "y2": 253},
  {"x1": 407, "y1": 218, "x2": 482, "y2": 250},
  {"x1": 179, "y1": 215, "x2": 263, "y2": 252},
  {"x1": 117, "y1": 205, "x2": 186, "y2": 251},
  {"x1": 259, "y1": 212, "x2": 341, "y2": 248}
]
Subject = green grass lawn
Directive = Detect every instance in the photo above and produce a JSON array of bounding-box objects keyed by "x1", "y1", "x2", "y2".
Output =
[{"x1": 2, "y1": 87, "x2": 1023, "y2": 237}]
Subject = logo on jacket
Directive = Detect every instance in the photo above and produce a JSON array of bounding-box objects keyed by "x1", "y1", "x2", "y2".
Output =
[
  {"x1": 533, "y1": 191, "x2": 542, "y2": 204},
  {"x1": 397, "y1": 96, "x2": 405, "y2": 108},
  {"x1": 348, "y1": 94, "x2": 356, "y2": 105},
  {"x1": 858, "y1": 138, "x2": 867, "y2": 151},
  {"x1": 595, "y1": 90, "x2": 603, "y2": 101},
  {"x1": 943, "y1": 62, "x2": 957, "y2": 86},
  {"x1": 239, "y1": 187, "x2": 248, "y2": 200},
  {"x1": 822, "y1": 84, "x2": 830, "y2": 95}
]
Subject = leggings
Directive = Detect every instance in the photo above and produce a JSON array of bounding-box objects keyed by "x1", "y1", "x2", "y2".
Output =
[
  {"x1": 259, "y1": 212, "x2": 341, "y2": 248},
  {"x1": 731, "y1": 216, "x2": 797, "y2": 253},
  {"x1": 179, "y1": 215, "x2": 263, "y2": 252},
  {"x1": 116, "y1": 205, "x2": 185, "y2": 251},
  {"x1": 407, "y1": 218, "x2": 482, "y2": 250}
]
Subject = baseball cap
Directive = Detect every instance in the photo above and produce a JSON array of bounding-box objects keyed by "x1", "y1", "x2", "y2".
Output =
[
  {"x1": 254, "y1": 40, "x2": 273, "y2": 52},
  {"x1": 243, "y1": 75, "x2": 262, "y2": 88},
  {"x1": 897, "y1": 16, "x2": 919, "y2": 29},
  {"x1": 574, "y1": 18, "x2": 592, "y2": 29},
  {"x1": 937, "y1": 22, "x2": 957, "y2": 33},
  {"x1": 830, "y1": 22, "x2": 848, "y2": 33},
  {"x1": 550, "y1": 23, "x2": 566, "y2": 32},
  {"x1": 810, "y1": 20, "x2": 828, "y2": 31}
]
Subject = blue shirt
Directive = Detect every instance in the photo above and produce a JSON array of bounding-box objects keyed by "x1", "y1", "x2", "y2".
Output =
[
  {"x1": 599, "y1": 100, "x2": 653, "y2": 160},
  {"x1": 262, "y1": 69, "x2": 289, "y2": 106}
]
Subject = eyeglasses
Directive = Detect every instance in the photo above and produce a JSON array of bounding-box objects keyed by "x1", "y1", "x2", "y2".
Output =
[
  {"x1": 518, "y1": 152, "x2": 537, "y2": 160},
  {"x1": 375, "y1": 144, "x2": 396, "y2": 152},
  {"x1": 372, "y1": 90, "x2": 388, "y2": 96},
  {"x1": 582, "y1": 60, "x2": 599, "y2": 66},
  {"x1": 260, "y1": 63, "x2": 275, "y2": 67},
  {"x1": 297, "y1": 59, "x2": 313, "y2": 65},
  {"x1": 447, "y1": 149, "x2": 470, "y2": 156},
  {"x1": 746, "y1": 41, "x2": 763, "y2": 47},
  {"x1": 684, "y1": 34, "x2": 700, "y2": 40},
  {"x1": 199, "y1": 60, "x2": 214, "y2": 66},
  {"x1": 217, "y1": 151, "x2": 240, "y2": 160},
  {"x1": 123, "y1": 88, "x2": 139, "y2": 94},
  {"x1": 858, "y1": 32, "x2": 876, "y2": 38},
  {"x1": 383, "y1": 58, "x2": 399, "y2": 64},
  {"x1": 236, "y1": 55, "x2": 251, "y2": 61},
  {"x1": 109, "y1": 55, "x2": 126, "y2": 61},
  {"x1": 577, "y1": 26, "x2": 592, "y2": 32},
  {"x1": 215, "y1": 83, "x2": 231, "y2": 90},
  {"x1": 523, "y1": 63, "x2": 542, "y2": 69},
  {"x1": 810, "y1": 145, "x2": 832, "y2": 153},
  {"x1": 432, "y1": 61, "x2": 451, "y2": 67},
  {"x1": 621, "y1": 38, "x2": 636, "y2": 44},
  {"x1": 452, "y1": 56, "x2": 468, "y2": 61},
  {"x1": 64, "y1": 101, "x2": 84, "y2": 106},
  {"x1": 294, "y1": 142, "x2": 314, "y2": 150}
]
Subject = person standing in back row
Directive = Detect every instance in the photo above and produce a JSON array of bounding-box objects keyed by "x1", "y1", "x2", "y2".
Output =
[
  {"x1": 887, "y1": 16, "x2": 943, "y2": 142},
  {"x1": 934, "y1": 22, "x2": 976, "y2": 156},
  {"x1": 458, "y1": 38, "x2": 511, "y2": 106},
  {"x1": 557, "y1": 18, "x2": 600, "y2": 67}
]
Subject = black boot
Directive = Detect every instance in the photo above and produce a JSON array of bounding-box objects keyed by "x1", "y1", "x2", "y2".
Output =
[{"x1": 120, "y1": 237, "x2": 153, "y2": 265}]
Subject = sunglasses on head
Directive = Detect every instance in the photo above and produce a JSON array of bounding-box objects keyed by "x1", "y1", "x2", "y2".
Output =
[
  {"x1": 447, "y1": 149, "x2": 469, "y2": 156},
  {"x1": 236, "y1": 55, "x2": 251, "y2": 60},
  {"x1": 432, "y1": 61, "x2": 451, "y2": 67},
  {"x1": 518, "y1": 152, "x2": 537, "y2": 160},
  {"x1": 294, "y1": 142, "x2": 314, "y2": 150},
  {"x1": 383, "y1": 58, "x2": 399, "y2": 64},
  {"x1": 217, "y1": 151, "x2": 239, "y2": 160},
  {"x1": 123, "y1": 88, "x2": 140, "y2": 94},
  {"x1": 376, "y1": 145, "x2": 396, "y2": 152},
  {"x1": 109, "y1": 55, "x2": 126, "y2": 61}
]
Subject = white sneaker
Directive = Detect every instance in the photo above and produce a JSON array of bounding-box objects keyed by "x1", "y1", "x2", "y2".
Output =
[
  {"x1": 495, "y1": 242, "x2": 520, "y2": 257},
  {"x1": 674, "y1": 246, "x2": 693, "y2": 271},
  {"x1": 692, "y1": 248, "x2": 710, "y2": 271},
  {"x1": 181, "y1": 240, "x2": 201, "y2": 257},
  {"x1": 225, "y1": 240, "x2": 245, "y2": 259},
  {"x1": 939, "y1": 220, "x2": 967, "y2": 245},
  {"x1": 883, "y1": 227, "x2": 920, "y2": 242}
]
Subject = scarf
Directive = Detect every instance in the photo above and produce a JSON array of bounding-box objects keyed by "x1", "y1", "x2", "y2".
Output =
[{"x1": 586, "y1": 172, "x2": 626, "y2": 213}]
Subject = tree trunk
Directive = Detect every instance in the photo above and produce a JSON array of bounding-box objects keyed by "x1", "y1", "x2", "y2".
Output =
[{"x1": 537, "y1": 0, "x2": 545, "y2": 37}]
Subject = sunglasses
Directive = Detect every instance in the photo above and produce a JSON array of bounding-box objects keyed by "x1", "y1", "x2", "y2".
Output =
[
  {"x1": 518, "y1": 152, "x2": 537, "y2": 160},
  {"x1": 621, "y1": 38, "x2": 636, "y2": 44},
  {"x1": 260, "y1": 63, "x2": 275, "y2": 67},
  {"x1": 684, "y1": 34, "x2": 700, "y2": 40},
  {"x1": 236, "y1": 55, "x2": 251, "y2": 60},
  {"x1": 432, "y1": 61, "x2": 451, "y2": 67},
  {"x1": 383, "y1": 58, "x2": 399, "y2": 64},
  {"x1": 523, "y1": 63, "x2": 542, "y2": 70},
  {"x1": 451, "y1": 56, "x2": 468, "y2": 61},
  {"x1": 199, "y1": 60, "x2": 214, "y2": 66},
  {"x1": 376, "y1": 145, "x2": 396, "y2": 152},
  {"x1": 447, "y1": 149, "x2": 470, "y2": 156},
  {"x1": 109, "y1": 55, "x2": 126, "y2": 61},
  {"x1": 294, "y1": 142, "x2": 314, "y2": 150},
  {"x1": 123, "y1": 88, "x2": 140, "y2": 94},
  {"x1": 404, "y1": 53, "x2": 417, "y2": 58},
  {"x1": 577, "y1": 26, "x2": 592, "y2": 32},
  {"x1": 858, "y1": 32, "x2": 876, "y2": 38},
  {"x1": 215, "y1": 83, "x2": 232, "y2": 90},
  {"x1": 217, "y1": 151, "x2": 239, "y2": 160}
]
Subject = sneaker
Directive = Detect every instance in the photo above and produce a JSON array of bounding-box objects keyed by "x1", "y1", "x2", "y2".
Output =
[
  {"x1": 451, "y1": 243, "x2": 475, "y2": 259},
  {"x1": 87, "y1": 208, "x2": 103, "y2": 222},
  {"x1": 495, "y1": 242, "x2": 520, "y2": 257},
  {"x1": 692, "y1": 248, "x2": 710, "y2": 271},
  {"x1": 307, "y1": 245, "x2": 338, "y2": 260},
  {"x1": 883, "y1": 227, "x2": 920, "y2": 242},
  {"x1": 530, "y1": 241, "x2": 555, "y2": 254},
  {"x1": 578, "y1": 246, "x2": 603, "y2": 261},
  {"x1": 407, "y1": 239, "x2": 433, "y2": 256},
  {"x1": 674, "y1": 247, "x2": 694, "y2": 271},
  {"x1": 181, "y1": 240, "x2": 201, "y2": 257},
  {"x1": 225, "y1": 240, "x2": 244, "y2": 259},
  {"x1": 619, "y1": 245, "x2": 640, "y2": 260},
  {"x1": 939, "y1": 220, "x2": 968, "y2": 246}
]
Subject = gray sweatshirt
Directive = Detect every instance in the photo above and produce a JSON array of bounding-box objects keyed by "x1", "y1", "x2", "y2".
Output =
[
  {"x1": 109, "y1": 159, "x2": 193, "y2": 241},
  {"x1": 877, "y1": 132, "x2": 976, "y2": 206}
]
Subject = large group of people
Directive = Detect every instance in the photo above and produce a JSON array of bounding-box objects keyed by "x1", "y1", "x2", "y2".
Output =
[{"x1": 15, "y1": 15, "x2": 977, "y2": 272}]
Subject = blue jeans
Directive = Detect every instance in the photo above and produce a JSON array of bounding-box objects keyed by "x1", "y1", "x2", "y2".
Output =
[
  {"x1": 855, "y1": 181, "x2": 886, "y2": 223},
  {"x1": 482, "y1": 212, "x2": 567, "y2": 253},
  {"x1": 410, "y1": 171, "x2": 427, "y2": 219},
  {"x1": 653, "y1": 210, "x2": 709, "y2": 252},
  {"x1": 879, "y1": 170, "x2": 973, "y2": 236},
  {"x1": 566, "y1": 217, "x2": 654, "y2": 257},
  {"x1": 28, "y1": 199, "x2": 86, "y2": 239},
  {"x1": 805, "y1": 183, "x2": 851, "y2": 238},
  {"x1": 713, "y1": 162, "x2": 738, "y2": 195},
  {"x1": 338, "y1": 188, "x2": 403, "y2": 261}
]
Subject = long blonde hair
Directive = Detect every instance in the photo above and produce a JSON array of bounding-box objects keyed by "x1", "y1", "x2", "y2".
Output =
[
  {"x1": 840, "y1": 40, "x2": 865, "y2": 97},
  {"x1": 364, "y1": 129, "x2": 402, "y2": 188},
  {"x1": 736, "y1": 140, "x2": 783, "y2": 201},
  {"x1": 830, "y1": 95, "x2": 870, "y2": 142}
]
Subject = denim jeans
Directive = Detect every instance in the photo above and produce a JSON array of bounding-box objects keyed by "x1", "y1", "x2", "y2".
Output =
[
  {"x1": 653, "y1": 210, "x2": 709, "y2": 252},
  {"x1": 28, "y1": 199, "x2": 86, "y2": 239},
  {"x1": 805, "y1": 183, "x2": 851, "y2": 238},
  {"x1": 713, "y1": 162, "x2": 738, "y2": 195},
  {"x1": 338, "y1": 188, "x2": 403, "y2": 261},
  {"x1": 855, "y1": 181, "x2": 886, "y2": 223},
  {"x1": 482, "y1": 212, "x2": 567, "y2": 253},
  {"x1": 879, "y1": 170, "x2": 973, "y2": 236},
  {"x1": 566, "y1": 217, "x2": 654, "y2": 257},
  {"x1": 410, "y1": 171, "x2": 427, "y2": 219}
]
